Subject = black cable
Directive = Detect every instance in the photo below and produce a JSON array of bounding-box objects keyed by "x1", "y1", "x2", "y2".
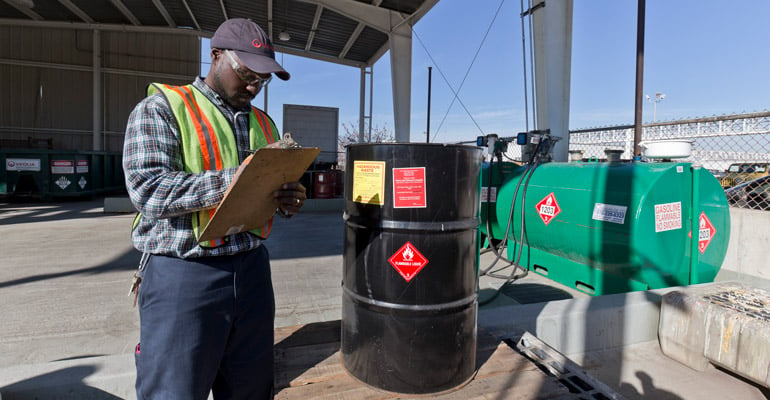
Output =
[
  {"x1": 411, "y1": 30, "x2": 484, "y2": 138},
  {"x1": 431, "y1": 0, "x2": 507, "y2": 142},
  {"x1": 479, "y1": 160, "x2": 529, "y2": 276},
  {"x1": 479, "y1": 137, "x2": 547, "y2": 306},
  {"x1": 481, "y1": 136, "x2": 543, "y2": 275},
  {"x1": 485, "y1": 158, "x2": 536, "y2": 281}
]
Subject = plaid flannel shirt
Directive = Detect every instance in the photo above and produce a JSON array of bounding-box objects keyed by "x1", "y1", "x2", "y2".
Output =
[{"x1": 123, "y1": 77, "x2": 263, "y2": 258}]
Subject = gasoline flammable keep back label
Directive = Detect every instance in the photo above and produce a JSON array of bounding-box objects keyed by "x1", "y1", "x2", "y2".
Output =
[
  {"x1": 654, "y1": 202, "x2": 682, "y2": 232},
  {"x1": 352, "y1": 161, "x2": 386, "y2": 206}
]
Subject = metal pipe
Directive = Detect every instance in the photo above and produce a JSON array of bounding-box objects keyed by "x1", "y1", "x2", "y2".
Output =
[
  {"x1": 92, "y1": 29, "x2": 102, "y2": 151},
  {"x1": 368, "y1": 66, "x2": 373, "y2": 142},
  {"x1": 0, "y1": 18, "x2": 202, "y2": 36},
  {"x1": 633, "y1": 0, "x2": 646, "y2": 157},
  {"x1": 690, "y1": 163, "x2": 701, "y2": 284},
  {"x1": 0, "y1": 58, "x2": 192, "y2": 80},
  {"x1": 520, "y1": 0, "x2": 530, "y2": 132},
  {"x1": 263, "y1": 84, "x2": 268, "y2": 114},
  {"x1": 359, "y1": 66, "x2": 366, "y2": 143}
]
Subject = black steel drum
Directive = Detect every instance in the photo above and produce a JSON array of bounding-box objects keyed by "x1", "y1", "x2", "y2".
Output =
[{"x1": 341, "y1": 143, "x2": 482, "y2": 394}]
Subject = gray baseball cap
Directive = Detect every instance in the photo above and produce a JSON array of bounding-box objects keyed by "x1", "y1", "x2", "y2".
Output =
[{"x1": 210, "y1": 18, "x2": 290, "y2": 81}]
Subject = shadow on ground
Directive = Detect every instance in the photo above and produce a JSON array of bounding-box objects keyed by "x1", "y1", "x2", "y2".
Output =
[
  {"x1": 0, "y1": 248, "x2": 140, "y2": 290},
  {"x1": 0, "y1": 196, "x2": 124, "y2": 224},
  {"x1": 0, "y1": 365, "x2": 123, "y2": 400},
  {"x1": 501, "y1": 282, "x2": 575, "y2": 304}
]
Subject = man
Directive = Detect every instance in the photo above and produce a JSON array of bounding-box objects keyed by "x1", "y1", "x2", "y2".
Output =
[{"x1": 123, "y1": 18, "x2": 304, "y2": 399}]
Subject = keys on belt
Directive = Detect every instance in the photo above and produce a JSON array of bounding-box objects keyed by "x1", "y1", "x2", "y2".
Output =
[{"x1": 128, "y1": 252, "x2": 151, "y2": 307}]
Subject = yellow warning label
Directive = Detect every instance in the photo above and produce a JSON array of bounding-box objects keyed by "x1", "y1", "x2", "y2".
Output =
[{"x1": 352, "y1": 161, "x2": 386, "y2": 205}]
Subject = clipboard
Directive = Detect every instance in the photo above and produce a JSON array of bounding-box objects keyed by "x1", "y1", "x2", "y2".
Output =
[{"x1": 198, "y1": 147, "x2": 321, "y2": 242}]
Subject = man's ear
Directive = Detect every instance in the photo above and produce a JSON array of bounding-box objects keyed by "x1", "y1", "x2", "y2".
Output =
[{"x1": 210, "y1": 48, "x2": 222, "y2": 62}]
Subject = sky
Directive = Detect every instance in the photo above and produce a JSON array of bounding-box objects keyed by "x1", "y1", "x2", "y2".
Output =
[{"x1": 202, "y1": 0, "x2": 770, "y2": 145}]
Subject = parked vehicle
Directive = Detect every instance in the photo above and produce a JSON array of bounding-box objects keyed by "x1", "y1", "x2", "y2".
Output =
[
  {"x1": 725, "y1": 175, "x2": 770, "y2": 210},
  {"x1": 719, "y1": 162, "x2": 770, "y2": 188}
]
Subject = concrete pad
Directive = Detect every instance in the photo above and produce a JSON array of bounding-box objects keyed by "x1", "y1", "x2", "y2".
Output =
[
  {"x1": 579, "y1": 340, "x2": 770, "y2": 400},
  {"x1": 0, "y1": 201, "x2": 345, "y2": 400},
  {"x1": 0, "y1": 200, "x2": 140, "y2": 367},
  {"x1": 2, "y1": 198, "x2": 769, "y2": 399},
  {"x1": 266, "y1": 210, "x2": 344, "y2": 327}
]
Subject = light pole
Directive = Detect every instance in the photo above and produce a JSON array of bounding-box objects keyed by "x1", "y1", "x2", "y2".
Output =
[{"x1": 645, "y1": 92, "x2": 666, "y2": 122}]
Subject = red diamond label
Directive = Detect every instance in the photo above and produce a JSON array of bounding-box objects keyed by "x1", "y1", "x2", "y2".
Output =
[
  {"x1": 698, "y1": 212, "x2": 716, "y2": 254},
  {"x1": 535, "y1": 192, "x2": 561, "y2": 226},
  {"x1": 388, "y1": 241, "x2": 429, "y2": 282}
]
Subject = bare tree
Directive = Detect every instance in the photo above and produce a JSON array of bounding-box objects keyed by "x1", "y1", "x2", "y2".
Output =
[{"x1": 337, "y1": 122, "x2": 394, "y2": 166}]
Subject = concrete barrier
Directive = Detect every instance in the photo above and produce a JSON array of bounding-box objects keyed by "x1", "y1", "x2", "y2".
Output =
[
  {"x1": 659, "y1": 282, "x2": 770, "y2": 387},
  {"x1": 478, "y1": 285, "x2": 691, "y2": 355},
  {"x1": 722, "y1": 207, "x2": 770, "y2": 281}
]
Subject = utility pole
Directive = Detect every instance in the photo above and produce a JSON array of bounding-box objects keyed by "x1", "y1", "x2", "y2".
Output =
[{"x1": 426, "y1": 66, "x2": 432, "y2": 143}]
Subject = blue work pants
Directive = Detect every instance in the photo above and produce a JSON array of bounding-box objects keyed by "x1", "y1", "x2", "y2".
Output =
[{"x1": 135, "y1": 245, "x2": 275, "y2": 399}]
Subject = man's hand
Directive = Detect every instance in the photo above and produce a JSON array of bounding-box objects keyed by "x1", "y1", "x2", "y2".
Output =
[{"x1": 274, "y1": 182, "x2": 307, "y2": 216}]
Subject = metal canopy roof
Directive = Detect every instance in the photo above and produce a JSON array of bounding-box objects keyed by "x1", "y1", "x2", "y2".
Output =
[{"x1": 0, "y1": 0, "x2": 436, "y2": 68}]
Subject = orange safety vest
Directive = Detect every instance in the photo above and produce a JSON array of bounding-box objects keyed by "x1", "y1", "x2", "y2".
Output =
[{"x1": 143, "y1": 83, "x2": 280, "y2": 247}]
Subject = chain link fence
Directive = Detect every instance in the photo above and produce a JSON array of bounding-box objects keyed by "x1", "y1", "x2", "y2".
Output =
[{"x1": 507, "y1": 111, "x2": 770, "y2": 211}]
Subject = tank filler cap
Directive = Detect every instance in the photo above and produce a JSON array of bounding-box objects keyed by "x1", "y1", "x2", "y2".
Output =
[
  {"x1": 604, "y1": 149, "x2": 624, "y2": 163},
  {"x1": 638, "y1": 139, "x2": 693, "y2": 159}
]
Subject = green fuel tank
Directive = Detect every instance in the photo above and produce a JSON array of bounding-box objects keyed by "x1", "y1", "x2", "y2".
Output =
[{"x1": 480, "y1": 161, "x2": 730, "y2": 295}]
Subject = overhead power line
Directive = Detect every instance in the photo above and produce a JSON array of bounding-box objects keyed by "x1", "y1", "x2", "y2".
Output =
[{"x1": 411, "y1": 0, "x2": 507, "y2": 141}]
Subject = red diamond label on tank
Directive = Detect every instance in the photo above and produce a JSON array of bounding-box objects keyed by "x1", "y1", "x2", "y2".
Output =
[
  {"x1": 535, "y1": 192, "x2": 561, "y2": 226},
  {"x1": 698, "y1": 212, "x2": 716, "y2": 254},
  {"x1": 388, "y1": 242, "x2": 429, "y2": 282}
]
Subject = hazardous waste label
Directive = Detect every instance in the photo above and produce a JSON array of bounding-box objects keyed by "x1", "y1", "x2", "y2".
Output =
[
  {"x1": 352, "y1": 161, "x2": 385, "y2": 205},
  {"x1": 535, "y1": 192, "x2": 561, "y2": 225},
  {"x1": 51, "y1": 160, "x2": 74, "y2": 174},
  {"x1": 388, "y1": 241, "x2": 429, "y2": 282}
]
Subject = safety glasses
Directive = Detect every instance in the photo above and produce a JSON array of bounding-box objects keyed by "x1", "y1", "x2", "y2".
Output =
[{"x1": 224, "y1": 50, "x2": 272, "y2": 89}]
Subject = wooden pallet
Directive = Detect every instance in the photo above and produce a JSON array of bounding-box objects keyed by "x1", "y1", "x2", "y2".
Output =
[{"x1": 274, "y1": 320, "x2": 571, "y2": 399}]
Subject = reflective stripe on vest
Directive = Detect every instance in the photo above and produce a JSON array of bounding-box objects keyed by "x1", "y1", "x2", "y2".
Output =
[{"x1": 144, "y1": 83, "x2": 280, "y2": 246}]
